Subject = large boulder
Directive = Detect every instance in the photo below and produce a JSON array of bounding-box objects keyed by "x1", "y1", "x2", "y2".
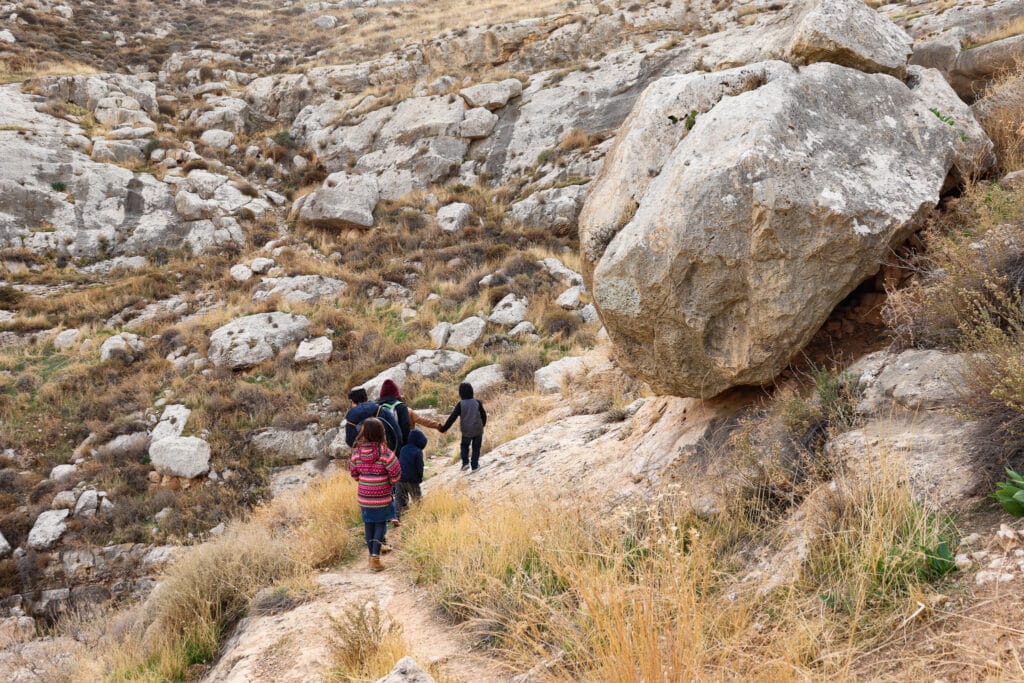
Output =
[
  {"x1": 581, "y1": 62, "x2": 981, "y2": 398},
  {"x1": 252, "y1": 275, "x2": 347, "y2": 305},
  {"x1": 296, "y1": 172, "x2": 379, "y2": 229},
  {"x1": 149, "y1": 437, "x2": 211, "y2": 479},
  {"x1": 208, "y1": 312, "x2": 311, "y2": 369},
  {"x1": 786, "y1": 0, "x2": 913, "y2": 78},
  {"x1": 27, "y1": 510, "x2": 69, "y2": 550},
  {"x1": 912, "y1": 32, "x2": 1024, "y2": 102}
]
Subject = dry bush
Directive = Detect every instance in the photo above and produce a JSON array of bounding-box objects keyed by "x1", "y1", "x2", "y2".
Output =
[
  {"x1": 329, "y1": 602, "x2": 408, "y2": 682},
  {"x1": 95, "y1": 473, "x2": 362, "y2": 679},
  {"x1": 973, "y1": 64, "x2": 1024, "y2": 172},
  {"x1": 500, "y1": 347, "x2": 545, "y2": 388},
  {"x1": 399, "y1": 457, "x2": 955, "y2": 681}
]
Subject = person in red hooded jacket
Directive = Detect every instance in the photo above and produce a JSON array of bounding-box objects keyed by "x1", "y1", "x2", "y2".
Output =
[{"x1": 376, "y1": 379, "x2": 411, "y2": 447}]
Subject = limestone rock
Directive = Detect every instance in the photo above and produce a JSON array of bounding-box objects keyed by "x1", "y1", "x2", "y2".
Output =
[
  {"x1": 100, "y1": 333, "x2": 145, "y2": 362},
  {"x1": 850, "y1": 349, "x2": 970, "y2": 415},
  {"x1": 446, "y1": 316, "x2": 486, "y2": 350},
  {"x1": 51, "y1": 491, "x2": 77, "y2": 510},
  {"x1": 27, "y1": 509, "x2": 70, "y2": 550},
  {"x1": 459, "y1": 78, "x2": 523, "y2": 110},
  {"x1": 582, "y1": 62, "x2": 969, "y2": 398},
  {"x1": 376, "y1": 657, "x2": 435, "y2": 683},
  {"x1": 294, "y1": 336, "x2": 333, "y2": 364},
  {"x1": 151, "y1": 404, "x2": 191, "y2": 443},
  {"x1": 787, "y1": 0, "x2": 913, "y2": 78},
  {"x1": 250, "y1": 257, "x2": 275, "y2": 274},
  {"x1": 53, "y1": 328, "x2": 80, "y2": 351},
  {"x1": 535, "y1": 356, "x2": 586, "y2": 394},
  {"x1": 464, "y1": 364, "x2": 504, "y2": 395},
  {"x1": 208, "y1": 312, "x2": 311, "y2": 369},
  {"x1": 297, "y1": 172, "x2": 379, "y2": 229},
  {"x1": 913, "y1": 32, "x2": 1024, "y2": 101},
  {"x1": 362, "y1": 364, "x2": 408, "y2": 402},
  {"x1": 74, "y1": 490, "x2": 99, "y2": 517},
  {"x1": 230, "y1": 264, "x2": 254, "y2": 282},
  {"x1": 405, "y1": 349, "x2": 470, "y2": 378},
  {"x1": 436, "y1": 202, "x2": 472, "y2": 233},
  {"x1": 0, "y1": 532, "x2": 9, "y2": 558},
  {"x1": 252, "y1": 275, "x2": 347, "y2": 305},
  {"x1": 251, "y1": 425, "x2": 336, "y2": 462},
  {"x1": 429, "y1": 322, "x2": 452, "y2": 349},
  {"x1": 511, "y1": 185, "x2": 588, "y2": 231},
  {"x1": 49, "y1": 464, "x2": 78, "y2": 483},
  {"x1": 459, "y1": 107, "x2": 498, "y2": 139},
  {"x1": 556, "y1": 286, "x2": 583, "y2": 310},
  {"x1": 200, "y1": 129, "x2": 235, "y2": 149},
  {"x1": 149, "y1": 436, "x2": 211, "y2": 479},
  {"x1": 488, "y1": 293, "x2": 528, "y2": 326}
]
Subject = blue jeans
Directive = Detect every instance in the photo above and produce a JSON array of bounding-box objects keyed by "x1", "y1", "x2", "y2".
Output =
[
  {"x1": 460, "y1": 435, "x2": 482, "y2": 469},
  {"x1": 364, "y1": 521, "x2": 387, "y2": 555}
]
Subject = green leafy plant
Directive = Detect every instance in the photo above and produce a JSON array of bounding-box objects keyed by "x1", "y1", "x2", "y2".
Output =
[
  {"x1": 50, "y1": 181, "x2": 67, "y2": 192},
  {"x1": 993, "y1": 468, "x2": 1024, "y2": 516}
]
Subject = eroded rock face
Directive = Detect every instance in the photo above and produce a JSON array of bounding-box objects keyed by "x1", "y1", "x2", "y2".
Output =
[{"x1": 581, "y1": 62, "x2": 979, "y2": 398}]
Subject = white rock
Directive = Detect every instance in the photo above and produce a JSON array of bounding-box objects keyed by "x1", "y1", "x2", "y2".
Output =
[
  {"x1": 362, "y1": 364, "x2": 408, "y2": 403},
  {"x1": 53, "y1": 328, "x2": 80, "y2": 351},
  {"x1": 208, "y1": 312, "x2": 311, "y2": 369},
  {"x1": 149, "y1": 436, "x2": 211, "y2": 479},
  {"x1": 199, "y1": 129, "x2": 235, "y2": 149},
  {"x1": 376, "y1": 657, "x2": 435, "y2": 683},
  {"x1": 27, "y1": 510, "x2": 70, "y2": 550},
  {"x1": 459, "y1": 78, "x2": 523, "y2": 110},
  {"x1": 100, "y1": 333, "x2": 145, "y2": 362},
  {"x1": 0, "y1": 30, "x2": 15, "y2": 44},
  {"x1": 251, "y1": 275, "x2": 346, "y2": 305},
  {"x1": 429, "y1": 322, "x2": 452, "y2": 349},
  {"x1": 464, "y1": 364, "x2": 504, "y2": 395},
  {"x1": 250, "y1": 257, "x2": 275, "y2": 274},
  {"x1": 459, "y1": 107, "x2": 498, "y2": 139},
  {"x1": 297, "y1": 172, "x2": 379, "y2": 229},
  {"x1": 488, "y1": 293, "x2": 528, "y2": 326},
  {"x1": 295, "y1": 336, "x2": 333, "y2": 364},
  {"x1": 151, "y1": 404, "x2": 191, "y2": 443},
  {"x1": 51, "y1": 491, "x2": 77, "y2": 510},
  {"x1": 446, "y1": 316, "x2": 486, "y2": 350},
  {"x1": 556, "y1": 286, "x2": 583, "y2": 310},
  {"x1": 405, "y1": 349, "x2": 470, "y2": 378},
  {"x1": 229, "y1": 264, "x2": 254, "y2": 282},
  {"x1": 436, "y1": 202, "x2": 472, "y2": 233},
  {"x1": 49, "y1": 464, "x2": 78, "y2": 483},
  {"x1": 509, "y1": 321, "x2": 536, "y2": 338},
  {"x1": 74, "y1": 490, "x2": 99, "y2": 517},
  {"x1": 535, "y1": 357, "x2": 587, "y2": 394},
  {"x1": 0, "y1": 532, "x2": 9, "y2": 558},
  {"x1": 312, "y1": 15, "x2": 338, "y2": 30}
]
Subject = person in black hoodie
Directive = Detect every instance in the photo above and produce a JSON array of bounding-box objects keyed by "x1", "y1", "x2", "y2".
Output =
[
  {"x1": 396, "y1": 428, "x2": 427, "y2": 514},
  {"x1": 440, "y1": 382, "x2": 487, "y2": 472}
]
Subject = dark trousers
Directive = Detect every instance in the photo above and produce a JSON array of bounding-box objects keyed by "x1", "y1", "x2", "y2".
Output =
[
  {"x1": 395, "y1": 481, "x2": 422, "y2": 514},
  {"x1": 460, "y1": 435, "x2": 482, "y2": 469},
  {"x1": 364, "y1": 521, "x2": 387, "y2": 556}
]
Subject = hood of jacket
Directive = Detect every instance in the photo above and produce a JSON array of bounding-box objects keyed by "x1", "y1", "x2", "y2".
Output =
[{"x1": 407, "y1": 428, "x2": 428, "y2": 449}]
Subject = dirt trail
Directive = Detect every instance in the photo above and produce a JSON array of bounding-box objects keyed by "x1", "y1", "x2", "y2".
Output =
[{"x1": 204, "y1": 553, "x2": 507, "y2": 683}]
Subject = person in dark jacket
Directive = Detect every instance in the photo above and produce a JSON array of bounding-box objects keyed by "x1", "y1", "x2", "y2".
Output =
[
  {"x1": 440, "y1": 382, "x2": 487, "y2": 472},
  {"x1": 377, "y1": 379, "x2": 411, "y2": 447},
  {"x1": 345, "y1": 387, "x2": 401, "y2": 453},
  {"x1": 396, "y1": 428, "x2": 427, "y2": 514}
]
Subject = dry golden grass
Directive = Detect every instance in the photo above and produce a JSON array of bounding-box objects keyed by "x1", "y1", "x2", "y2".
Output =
[
  {"x1": 72, "y1": 472, "x2": 362, "y2": 680},
  {"x1": 0, "y1": 57, "x2": 97, "y2": 85},
  {"x1": 329, "y1": 602, "x2": 409, "y2": 683},
  {"x1": 975, "y1": 64, "x2": 1024, "y2": 173},
  {"x1": 399, "y1": 452, "x2": 959, "y2": 681},
  {"x1": 966, "y1": 17, "x2": 1024, "y2": 49}
]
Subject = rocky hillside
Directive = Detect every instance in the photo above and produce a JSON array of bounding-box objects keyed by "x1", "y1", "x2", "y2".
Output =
[{"x1": 0, "y1": 0, "x2": 1023, "y2": 680}]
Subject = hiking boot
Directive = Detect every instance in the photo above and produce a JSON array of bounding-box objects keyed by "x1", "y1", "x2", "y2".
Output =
[
  {"x1": 369, "y1": 555, "x2": 384, "y2": 572},
  {"x1": 460, "y1": 463, "x2": 469, "y2": 471}
]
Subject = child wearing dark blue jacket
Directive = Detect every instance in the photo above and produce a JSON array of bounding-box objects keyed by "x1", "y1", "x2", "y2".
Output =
[{"x1": 396, "y1": 428, "x2": 427, "y2": 514}]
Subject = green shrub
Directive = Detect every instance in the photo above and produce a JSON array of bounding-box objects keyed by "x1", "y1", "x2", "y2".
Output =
[{"x1": 994, "y1": 468, "x2": 1024, "y2": 515}]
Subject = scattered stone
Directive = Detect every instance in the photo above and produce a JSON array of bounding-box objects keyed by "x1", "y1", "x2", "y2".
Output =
[
  {"x1": 436, "y1": 202, "x2": 472, "y2": 232},
  {"x1": 459, "y1": 78, "x2": 523, "y2": 110},
  {"x1": 429, "y1": 322, "x2": 453, "y2": 349},
  {"x1": 208, "y1": 312, "x2": 311, "y2": 369},
  {"x1": 535, "y1": 356, "x2": 587, "y2": 394},
  {"x1": 230, "y1": 264, "x2": 254, "y2": 282},
  {"x1": 459, "y1": 107, "x2": 499, "y2": 139},
  {"x1": 27, "y1": 509, "x2": 70, "y2": 550},
  {"x1": 0, "y1": 533, "x2": 10, "y2": 559},
  {"x1": 252, "y1": 274, "x2": 347, "y2": 305},
  {"x1": 296, "y1": 172, "x2": 379, "y2": 230},
  {"x1": 49, "y1": 464, "x2": 78, "y2": 483},
  {"x1": 509, "y1": 321, "x2": 537, "y2": 338},
  {"x1": 73, "y1": 490, "x2": 99, "y2": 517},
  {"x1": 445, "y1": 316, "x2": 486, "y2": 350},
  {"x1": 100, "y1": 333, "x2": 145, "y2": 362},
  {"x1": 151, "y1": 404, "x2": 191, "y2": 443},
  {"x1": 312, "y1": 15, "x2": 338, "y2": 30},
  {"x1": 250, "y1": 257, "x2": 275, "y2": 274},
  {"x1": 488, "y1": 293, "x2": 528, "y2": 326},
  {"x1": 464, "y1": 364, "x2": 505, "y2": 395},
  {"x1": 0, "y1": 30, "x2": 15, "y2": 45},
  {"x1": 150, "y1": 436, "x2": 211, "y2": 479},
  {"x1": 199, "y1": 129, "x2": 235, "y2": 149},
  {"x1": 405, "y1": 349, "x2": 470, "y2": 378},
  {"x1": 51, "y1": 491, "x2": 78, "y2": 510},
  {"x1": 556, "y1": 286, "x2": 583, "y2": 310},
  {"x1": 295, "y1": 336, "x2": 333, "y2": 364},
  {"x1": 53, "y1": 328, "x2": 80, "y2": 351},
  {"x1": 252, "y1": 425, "x2": 337, "y2": 463},
  {"x1": 376, "y1": 657, "x2": 435, "y2": 683}
]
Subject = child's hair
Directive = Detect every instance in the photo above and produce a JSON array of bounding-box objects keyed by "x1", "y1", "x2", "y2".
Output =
[
  {"x1": 355, "y1": 417, "x2": 386, "y2": 447},
  {"x1": 348, "y1": 387, "x2": 368, "y2": 403},
  {"x1": 458, "y1": 382, "x2": 474, "y2": 399}
]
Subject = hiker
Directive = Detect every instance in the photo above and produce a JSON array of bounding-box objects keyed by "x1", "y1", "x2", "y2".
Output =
[
  {"x1": 345, "y1": 387, "x2": 401, "y2": 453},
  {"x1": 349, "y1": 417, "x2": 401, "y2": 572},
  {"x1": 377, "y1": 379, "x2": 411, "y2": 446},
  {"x1": 396, "y1": 428, "x2": 427, "y2": 514},
  {"x1": 440, "y1": 382, "x2": 487, "y2": 472},
  {"x1": 409, "y1": 408, "x2": 443, "y2": 432}
]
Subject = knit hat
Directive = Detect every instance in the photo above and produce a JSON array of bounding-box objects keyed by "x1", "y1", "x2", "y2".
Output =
[{"x1": 380, "y1": 379, "x2": 402, "y2": 401}]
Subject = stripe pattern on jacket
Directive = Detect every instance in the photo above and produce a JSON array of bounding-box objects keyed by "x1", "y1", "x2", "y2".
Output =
[{"x1": 349, "y1": 443, "x2": 401, "y2": 508}]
